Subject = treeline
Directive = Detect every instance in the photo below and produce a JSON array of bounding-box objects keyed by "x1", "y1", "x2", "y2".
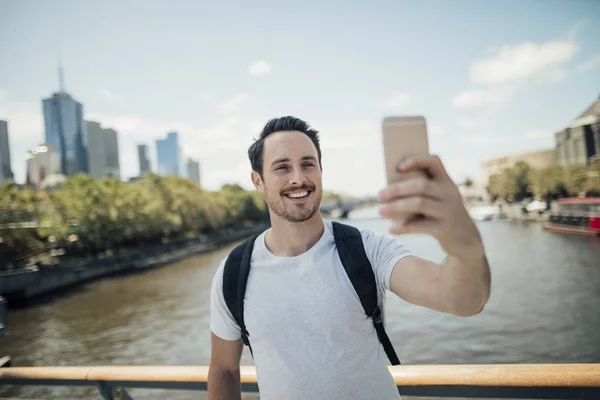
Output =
[
  {"x1": 0, "y1": 173, "x2": 269, "y2": 265},
  {"x1": 487, "y1": 159, "x2": 600, "y2": 202}
]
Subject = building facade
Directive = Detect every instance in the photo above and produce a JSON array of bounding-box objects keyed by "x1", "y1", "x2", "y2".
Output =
[
  {"x1": 42, "y1": 91, "x2": 87, "y2": 176},
  {"x1": 0, "y1": 120, "x2": 13, "y2": 184},
  {"x1": 85, "y1": 121, "x2": 121, "y2": 179},
  {"x1": 25, "y1": 145, "x2": 61, "y2": 188},
  {"x1": 186, "y1": 158, "x2": 201, "y2": 185},
  {"x1": 137, "y1": 144, "x2": 151, "y2": 176},
  {"x1": 555, "y1": 97, "x2": 600, "y2": 167},
  {"x1": 156, "y1": 132, "x2": 180, "y2": 177},
  {"x1": 481, "y1": 148, "x2": 556, "y2": 184}
]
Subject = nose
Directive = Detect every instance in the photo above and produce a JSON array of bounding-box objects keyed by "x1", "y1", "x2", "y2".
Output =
[{"x1": 289, "y1": 166, "x2": 307, "y2": 186}]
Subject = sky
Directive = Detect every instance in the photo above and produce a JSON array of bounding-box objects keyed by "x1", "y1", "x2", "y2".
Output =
[{"x1": 1, "y1": 0, "x2": 600, "y2": 197}]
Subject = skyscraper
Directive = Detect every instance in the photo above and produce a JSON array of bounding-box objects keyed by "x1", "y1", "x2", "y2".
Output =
[
  {"x1": 86, "y1": 121, "x2": 121, "y2": 179},
  {"x1": 555, "y1": 96, "x2": 600, "y2": 167},
  {"x1": 156, "y1": 132, "x2": 180, "y2": 177},
  {"x1": 186, "y1": 158, "x2": 201, "y2": 185},
  {"x1": 25, "y1": 145, "x2": 61, "y2": 188},
  {"x1": 0, "y1": 120, "x2": 13, "y2": 184},
  {"x1": 137, "y1": 144, "x2": 151, "y2": 176},
  {"x1": 42, "y1": 66, "x2": 87, "y2": 176}
]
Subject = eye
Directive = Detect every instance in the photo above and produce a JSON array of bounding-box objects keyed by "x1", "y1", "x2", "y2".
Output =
[
  {"x1": 303, "y1": 162, "x2": 315, "y2": 168},
  {"x1": 276, "y1": 165, "x2": 289, "y2": 171}
]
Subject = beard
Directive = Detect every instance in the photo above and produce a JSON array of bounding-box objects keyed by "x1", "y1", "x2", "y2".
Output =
[{"x1": 264, "y1": 183, "x2": 322, "y2": 223}]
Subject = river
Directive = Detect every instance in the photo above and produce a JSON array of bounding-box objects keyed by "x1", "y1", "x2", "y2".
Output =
[{"x1": 1, "y1": 208, "x2": 600, "y2": 400}]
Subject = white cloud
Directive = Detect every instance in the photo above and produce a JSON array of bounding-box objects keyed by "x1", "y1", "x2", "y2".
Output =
[
  {"x1": 452, "y1": 37, "x2": 579, "y2": 109},
  {"x1": 85, "y1": 112, "x2": 196, "y2": 139},
  {"x1": 247, "y1": 61, "x2": 272, "y2": 77},
  {"x1": 454, "y1": 132, "x2": 504, "y2": 147},
  {"x1": 578, "y1": 54, "x2": 600, "y2": 71},
  {"x1": 380, "y1": 92, "x2": 411, "y2": 109},
  {"x1": 0, "y1": 97, "x2": 47, "y2": 183},
  {"x1": 99, "y1": 89, "x2": 123, "y2": 103},
  {"x1": 217, "y1": 93, "x2": 250, "y2": 114},
  {"x1": 470, "y1": 38, "x2": 578, "y2": 85},
  {"x1": 318, "y1": 122, "x2": 374, "y2": 151},
  {"x1": 523, "y1": 129, "x2": 553, "y2": 140},
  {"x1": 86, "y1": 99, "x2": 270, "y2": 189},
  {"x1": 429, "y1": 124, "x2": 445, "y2": 137},
  {"x1": 545, "y1": 68, "x2": 568, "y2": 83},
  {"x1": 452, "y1": 87, "x2": 513, "y2": 108},
  {"x1": 0, "y1": 100, "x2": 44, "y2": 141},
  {"x1": 457, "y1": 117, "x2": 480, "y2": 130}
]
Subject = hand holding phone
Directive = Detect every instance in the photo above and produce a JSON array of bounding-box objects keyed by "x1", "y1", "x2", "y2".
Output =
[
  {"x1": 378, "y1": 115, "x2": 484, "y2": 262},
  {"x1": 381, "y1": 116, "x2": 430, "y2": 185},
  {"x1": 380, "y1": 116, "x2": 430, "y2": 224}
]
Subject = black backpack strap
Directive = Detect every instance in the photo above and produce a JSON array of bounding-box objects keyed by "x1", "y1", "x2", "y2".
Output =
[
  {"x1": 223, "y1": 236, "x2": 258, "y2": 358},
  {"x1": 332, "y1": 221, "x2": 401, "y2": 365}
]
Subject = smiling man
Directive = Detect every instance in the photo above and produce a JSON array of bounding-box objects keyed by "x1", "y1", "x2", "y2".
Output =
[{"x1": 208, "y1": 116, "x2": 491, "y2": 400}]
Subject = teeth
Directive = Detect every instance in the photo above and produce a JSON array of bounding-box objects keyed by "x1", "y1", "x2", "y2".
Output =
[{"x1": 287, "y1": 191, "x2": 309, "y2": 198}]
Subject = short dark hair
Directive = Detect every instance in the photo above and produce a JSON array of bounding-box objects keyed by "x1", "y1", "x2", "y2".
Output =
[{"x1": 248, "y1": 116, "x2": 322, "y2": 177}]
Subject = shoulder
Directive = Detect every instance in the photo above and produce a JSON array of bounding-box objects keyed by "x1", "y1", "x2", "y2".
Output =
[
  {"x1": 211, "y1": 257, "x2": 228, "y2": 290},
  {"x1": 347, "y1": 223, "x2": 413, "y2": 290},
  {"x1": 326, "y1": 219, "x2": 412, "y2": 263},
  {"x1": 359, "y1": 226, "x2": 404, "y2": 253}
]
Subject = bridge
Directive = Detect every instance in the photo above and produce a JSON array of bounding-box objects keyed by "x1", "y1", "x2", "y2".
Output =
[{"x1": 320, "y1": 198, "x2": 379, "y2": 219}]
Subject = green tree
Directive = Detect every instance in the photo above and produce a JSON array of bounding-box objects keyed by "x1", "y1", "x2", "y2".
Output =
[
  {"x1": 564, "y1": 164, "x2": 588, "y2": 196},
  {"x1": 584, "y1": 159, "x2": 600, "y2": 196},
  {"x1": 0, "y1": 183, "x2": 44, "y2": 265},
  {"x1": 530, "y1": 166, "x2": 566, "y2": 198},
  {"x1": 2, "y1": 173, "x2": 272, "y2": 263}
]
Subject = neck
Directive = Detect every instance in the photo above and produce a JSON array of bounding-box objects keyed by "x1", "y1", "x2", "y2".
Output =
[{"x1": 265, "y1": 211, "x2": 325, "y2": 257}]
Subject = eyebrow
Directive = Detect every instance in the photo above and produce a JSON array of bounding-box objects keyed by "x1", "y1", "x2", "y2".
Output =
[{"x1": 271, "y1": 156, "x2": 317, "y2": 167}]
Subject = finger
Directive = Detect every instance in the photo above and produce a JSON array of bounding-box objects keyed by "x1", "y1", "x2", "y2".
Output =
[
  {"x1": 379, "y1": 196, "x2": 443, "y2": 219},
  {"x1": 396, "y1": 154, "x2": 450, "y2": 181},
  {"x1": 378, "y1": 178, "x2": 443, "y2": 202},
  {"x1": 389, "y1": 217, "x2": 440, "y2": 236}
]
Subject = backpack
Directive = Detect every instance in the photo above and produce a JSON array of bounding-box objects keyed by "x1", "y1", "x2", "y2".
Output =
[{"x1": 222, "y1": 221, "x2": 401, "y2": 365}]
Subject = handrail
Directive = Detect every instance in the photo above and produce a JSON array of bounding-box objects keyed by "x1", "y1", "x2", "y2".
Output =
[
  {"x1": 2, "y1": 364, "x2": 600, "y2": 399},
  {"x1": 1, "y1": 364, "x2": 600, "y2": 386}
]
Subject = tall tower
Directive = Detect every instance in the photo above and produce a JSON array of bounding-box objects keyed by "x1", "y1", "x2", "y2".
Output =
[
  {"x1": 0, "y1": 120, "x2": 14, "y2": 184},
  {"x1": 155, "y1": 132, "x2": 180, "y2": 177},
  {"x1": 186, "y1": 158, "x2": 201, "y2": 185},
  {"x1": 42, "y1": 64, "x2": 87, "y2": 176},
  {"x1": 86, "y1": 121, "x2": 121, "y2": 179},
  {"x1": 137, "y1": 144, "x2": 151, "y2": 176}
]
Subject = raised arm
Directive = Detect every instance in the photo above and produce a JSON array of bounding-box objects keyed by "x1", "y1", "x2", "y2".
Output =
[
  {"x1": 378, "y1": 154, "x2": 491, "y2": 316},
  {"x1": 389, "y1": 253, "x2": 490, "y2": 316}
]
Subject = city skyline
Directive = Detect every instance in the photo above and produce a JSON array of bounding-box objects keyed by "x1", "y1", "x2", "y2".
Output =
[
  {"x1": 0, "y1": 67, "x2": 203, "y2": 187},
  {"x1": 42, "y1": 89, "x2": 87, "y2": 176},
  {"x1": 1, "y1": 1, "x2": 600, "y2": 196}
]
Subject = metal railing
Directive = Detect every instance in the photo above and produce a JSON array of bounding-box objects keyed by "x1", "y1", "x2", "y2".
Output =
[{"x1": 1, "y1": 364, "x2": 599, "y2": 399}]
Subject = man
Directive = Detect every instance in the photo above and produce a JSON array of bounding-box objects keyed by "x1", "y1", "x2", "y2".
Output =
[{"x1": 208, "y1": 116, "x2": 491, "y2": 400}]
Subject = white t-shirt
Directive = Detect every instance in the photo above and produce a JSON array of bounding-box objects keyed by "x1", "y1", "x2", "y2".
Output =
[{"x1": 210, "y1": 219, "x2": 412, "y2": 400}]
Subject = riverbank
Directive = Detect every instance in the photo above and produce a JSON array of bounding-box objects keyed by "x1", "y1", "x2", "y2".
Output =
[
  {"x1": 468, "y1": 203, "x2": 548, "y2": 222},
  {"x1": 0, "y1": 223, "x2": 269, "y2": 306}
]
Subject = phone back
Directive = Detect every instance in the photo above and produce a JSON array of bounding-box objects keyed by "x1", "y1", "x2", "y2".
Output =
[{"x1": 382, "y1": 116, "x2": 429, "y2": 184}]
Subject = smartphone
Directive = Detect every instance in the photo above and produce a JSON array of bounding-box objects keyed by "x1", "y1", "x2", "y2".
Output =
[{"x1": 381, "y1": 115, "x2": 430, "y2": 185}]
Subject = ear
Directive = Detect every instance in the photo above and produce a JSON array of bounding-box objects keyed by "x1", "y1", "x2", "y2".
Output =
[{"x1": 251, "y1": 170, "x2": 263, "y2": 192}]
